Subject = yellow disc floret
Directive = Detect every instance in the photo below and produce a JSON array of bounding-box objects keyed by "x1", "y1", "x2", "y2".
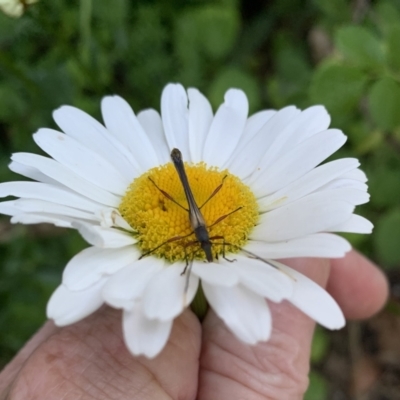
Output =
[{"x1": 119, "y1": 162, "x2": 259, "y2": 262}]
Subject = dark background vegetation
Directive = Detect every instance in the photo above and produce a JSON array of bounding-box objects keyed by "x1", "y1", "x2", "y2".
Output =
[{"x1": 1, "y1": 0, "x2": 400, "y2": 398}]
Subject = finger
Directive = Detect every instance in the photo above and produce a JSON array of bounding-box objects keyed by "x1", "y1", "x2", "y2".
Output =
[
  {"x1": 4, "y1": 307, "x2": 201, "y2": 400},
  {"x1": 0, "y1": 322, "x2": 58, "y2": 395},
  {"x1": 328, "y1": 250, "x2": 389, "y2": 319},
  {"x1": 198, "y1": 257, "x2": 331, "y2": 400}
]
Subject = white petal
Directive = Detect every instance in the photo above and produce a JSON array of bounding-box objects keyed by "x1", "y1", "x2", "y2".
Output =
[
  {"x1": 191, "y1": 260, "x2": 239, "y2": 286},
  {"x1": 11, "y1": 153, "x2": 120, "y2": 207},
  {"x1": 95, "y1": 207, "x2": 127, "y2": 229},
  {"x1": 123, "y1": 305, "x2": 173, "y2": 358},
  {"x1": 244, "y1": 233, "x2": 351, "y2": 259},
  {"x1": 341, "y1": 168, "x2": 367, "y2": 182},
  {"x1": 250, "y1": 129, "x2": 347, "y2": 196},
  {"x1": 63, "y1": 246, "x2": 140, "y2": 291},
  {"x1": 258, "y1": 158, "x2": 360, "y2": 211},
  {"x1": 72, "y1": 221, "x2": 136, "y2": 248},
  {"x1": 142, "y1": 263, "x2": 199, "y2": 321},
  {"x1": 33, "y1": 129, "x2": 129, "y2": 195},
  {"x1": 241, "y1": 110, "x2": 276, "y2": 145},
  {"x1": 102, "y1": 257, "x2": 164, "y2": 310},
  {"x1": 53, "y1": 105, "x2": 140, "y2": 180},
  {"x1": 9, "y1": 160, "x2": 63, "y2": 186},
  {"x1": 245, "y1": 106, "x2": 331, "y2": 179},
  {"x1": 4, "y1": 199, "x2": 97, "y2": 221},
  {"x1": 137, "y1": 108, "x2": 170, "y2": 165},
  {"x1": 319, "y1": 178, "x2": 368, "y2": 192},
  {"x1": 250, "y1": 106, "x2": 300, "y2": 144},
  {"x1": 258, "y1": 106, "x2": 330, "y2": 158},
  {"x1": 11, "y1": 213, "x2": 72, "y2": 227},
  {"x1": 203, "y1": 283, "x2": 272, "y2": 344},
  {"x1": 327, "y1": 214, "x2": 373, "y2": 233},
  {"x1": 290, "y1": 105, "x2": 331, "y2": 141},
  {"x1": 233, "y1": 254, "x2": 294, "y2": 302},
  {"x1": 252, "y1": 193, "x2": 354, "y2": 242},
  {"x1": 46, "y1": 278, "x2": 106, "y2": 326},
  {"x1": 101, "y1": 95, "x2": 159, "y2": 171},
  {"x1": 111, "y1": 211, "x2": 134, "y2": 231},
  {"x1": 229, "y1": 106, "x2": 301, "y2": 180},
  {"x1": 187, "y1": 88, "x2": 213, "y2": 163},
  {"x1": 0, "y1": 182, "x2": 104, "y2": 213},
  {"x1": 270, "y1": 260, "x2": 345, "y2": 330},
  {"x1": 203, "y1": 89, "x2": 248, "y2": 167},
  {"x1": 0, "y1": 201, "x2": 22, "y2": 216},
  {"x1": 161, "y1": 83, "x2": 190, "y2": 158},
  {"x1": 320, "y1": 188, "x2": 369, "y2": 205}
]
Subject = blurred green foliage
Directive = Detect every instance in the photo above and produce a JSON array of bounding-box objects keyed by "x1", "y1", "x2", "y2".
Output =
[
  {"x1": 305, "y1": 371, "x2": 329, "y2": 400},
  {"x1": 1, "y1": 0, "x2": 400, "y2": 396}
]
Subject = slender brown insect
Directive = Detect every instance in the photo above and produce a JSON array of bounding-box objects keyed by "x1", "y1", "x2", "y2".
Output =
[{"x1": 139, "y1": 148, "x2": 241, "y2": 268}]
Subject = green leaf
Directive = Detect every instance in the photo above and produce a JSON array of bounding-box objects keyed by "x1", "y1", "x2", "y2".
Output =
[
  {"x1": 196, "y1": 5, "x2": 240, "y2": 60},
  {"x1": 309, "y1": 63, "x2": 367, "y2": 119},
  {"x1": 310, "y1": 327, "x2": 329, "y2": 363},
  {"x1": 374, "y1": 209, "x2": 400, "y2": 268},
  {"x1": 0, "y1": 12, "x2": 18, "y2": 38},
  {"x1": 266, "y1": 34, "x2": 312, "y2": 107},
  {"x1": 369, "y1": 167, "x2": 400, "y2": 208},
  {"x1": 368, "y1": 77, "x2": 400, "y2": 130},
  {"x1": 386, "y1": 24, "x2": 400, "y2": 73},
  {"x1": 304, "y1": 372, "x2": 328, "y2": 400},
  {"x1": 340, "y1": 232, "x2": 370, "y2": 249},
  {"x1": 208, "y1": 67, "x2": 260, "y2": 112},
  {"x1": 386, "y1": 299, "x2": 400, "y2": 315},
  {"x1": 375, "y1": 1, "x2": 400, "y2": 34},
  {"x1": 93, "y1": 0, "x2": 127, "y2": 28},
  {"x1": 347, "y1": 121, "x2": 383, "y2": 154},
  {"x1": 311, "y1": 0, "x2": 350, "y2": 22},
  {"x1": 335, "y1": 26, "x2": 384, "y2": 70},
  {"x1": 0, "y1": 83, "x2": 27, "y2": 120},
  {"x1": 356, "y1": 130, "x2": 383, "y2": 154},
  {"x1": 174, "y1": 11, "x2": 203, "y2": 86}
]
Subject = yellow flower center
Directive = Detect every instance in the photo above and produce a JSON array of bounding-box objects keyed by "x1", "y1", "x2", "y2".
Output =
[{"x1": 119, "y1": 162, "x2": 259, "y2": 263}]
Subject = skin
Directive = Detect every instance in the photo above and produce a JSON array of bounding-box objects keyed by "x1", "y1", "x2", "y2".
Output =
[{"x1": 0, "y1": 250, "x2": 388, "y2": 400}]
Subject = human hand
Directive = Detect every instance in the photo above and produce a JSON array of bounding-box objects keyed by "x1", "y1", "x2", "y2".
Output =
[{"x1": 0, "y1": 250, "x2": 388, "y2": 400}]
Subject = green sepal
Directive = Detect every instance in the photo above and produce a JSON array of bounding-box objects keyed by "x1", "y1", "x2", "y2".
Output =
[{"x1": 190, "y1": 282, "x2": 209, "y2": 321}]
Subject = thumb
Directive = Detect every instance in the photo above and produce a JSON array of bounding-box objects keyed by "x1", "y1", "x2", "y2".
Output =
[
  {"x1": 1, "y1": 307, "x2": 201, "y2": 400},
  {"x1": 198, "y1": 257, "x2": 331, "y2": 400}
]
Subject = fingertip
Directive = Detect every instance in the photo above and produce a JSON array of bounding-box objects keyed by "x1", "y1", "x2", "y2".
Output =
[{"x1": 328, "y1": 250, "x2": 389, "y2": 320}]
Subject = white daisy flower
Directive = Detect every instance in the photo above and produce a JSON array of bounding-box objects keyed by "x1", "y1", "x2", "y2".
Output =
[
  {"x1": 0, "y1": 0, "x2": 38, "y2": 18},
  {"x1": 0, "y1": 83, "x2": 372, "y2": 358}
]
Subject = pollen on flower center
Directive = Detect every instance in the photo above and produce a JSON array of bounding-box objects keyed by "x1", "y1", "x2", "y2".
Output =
[{"x1": 119, "y1": 161, "x2": 259, "y2": 262}]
